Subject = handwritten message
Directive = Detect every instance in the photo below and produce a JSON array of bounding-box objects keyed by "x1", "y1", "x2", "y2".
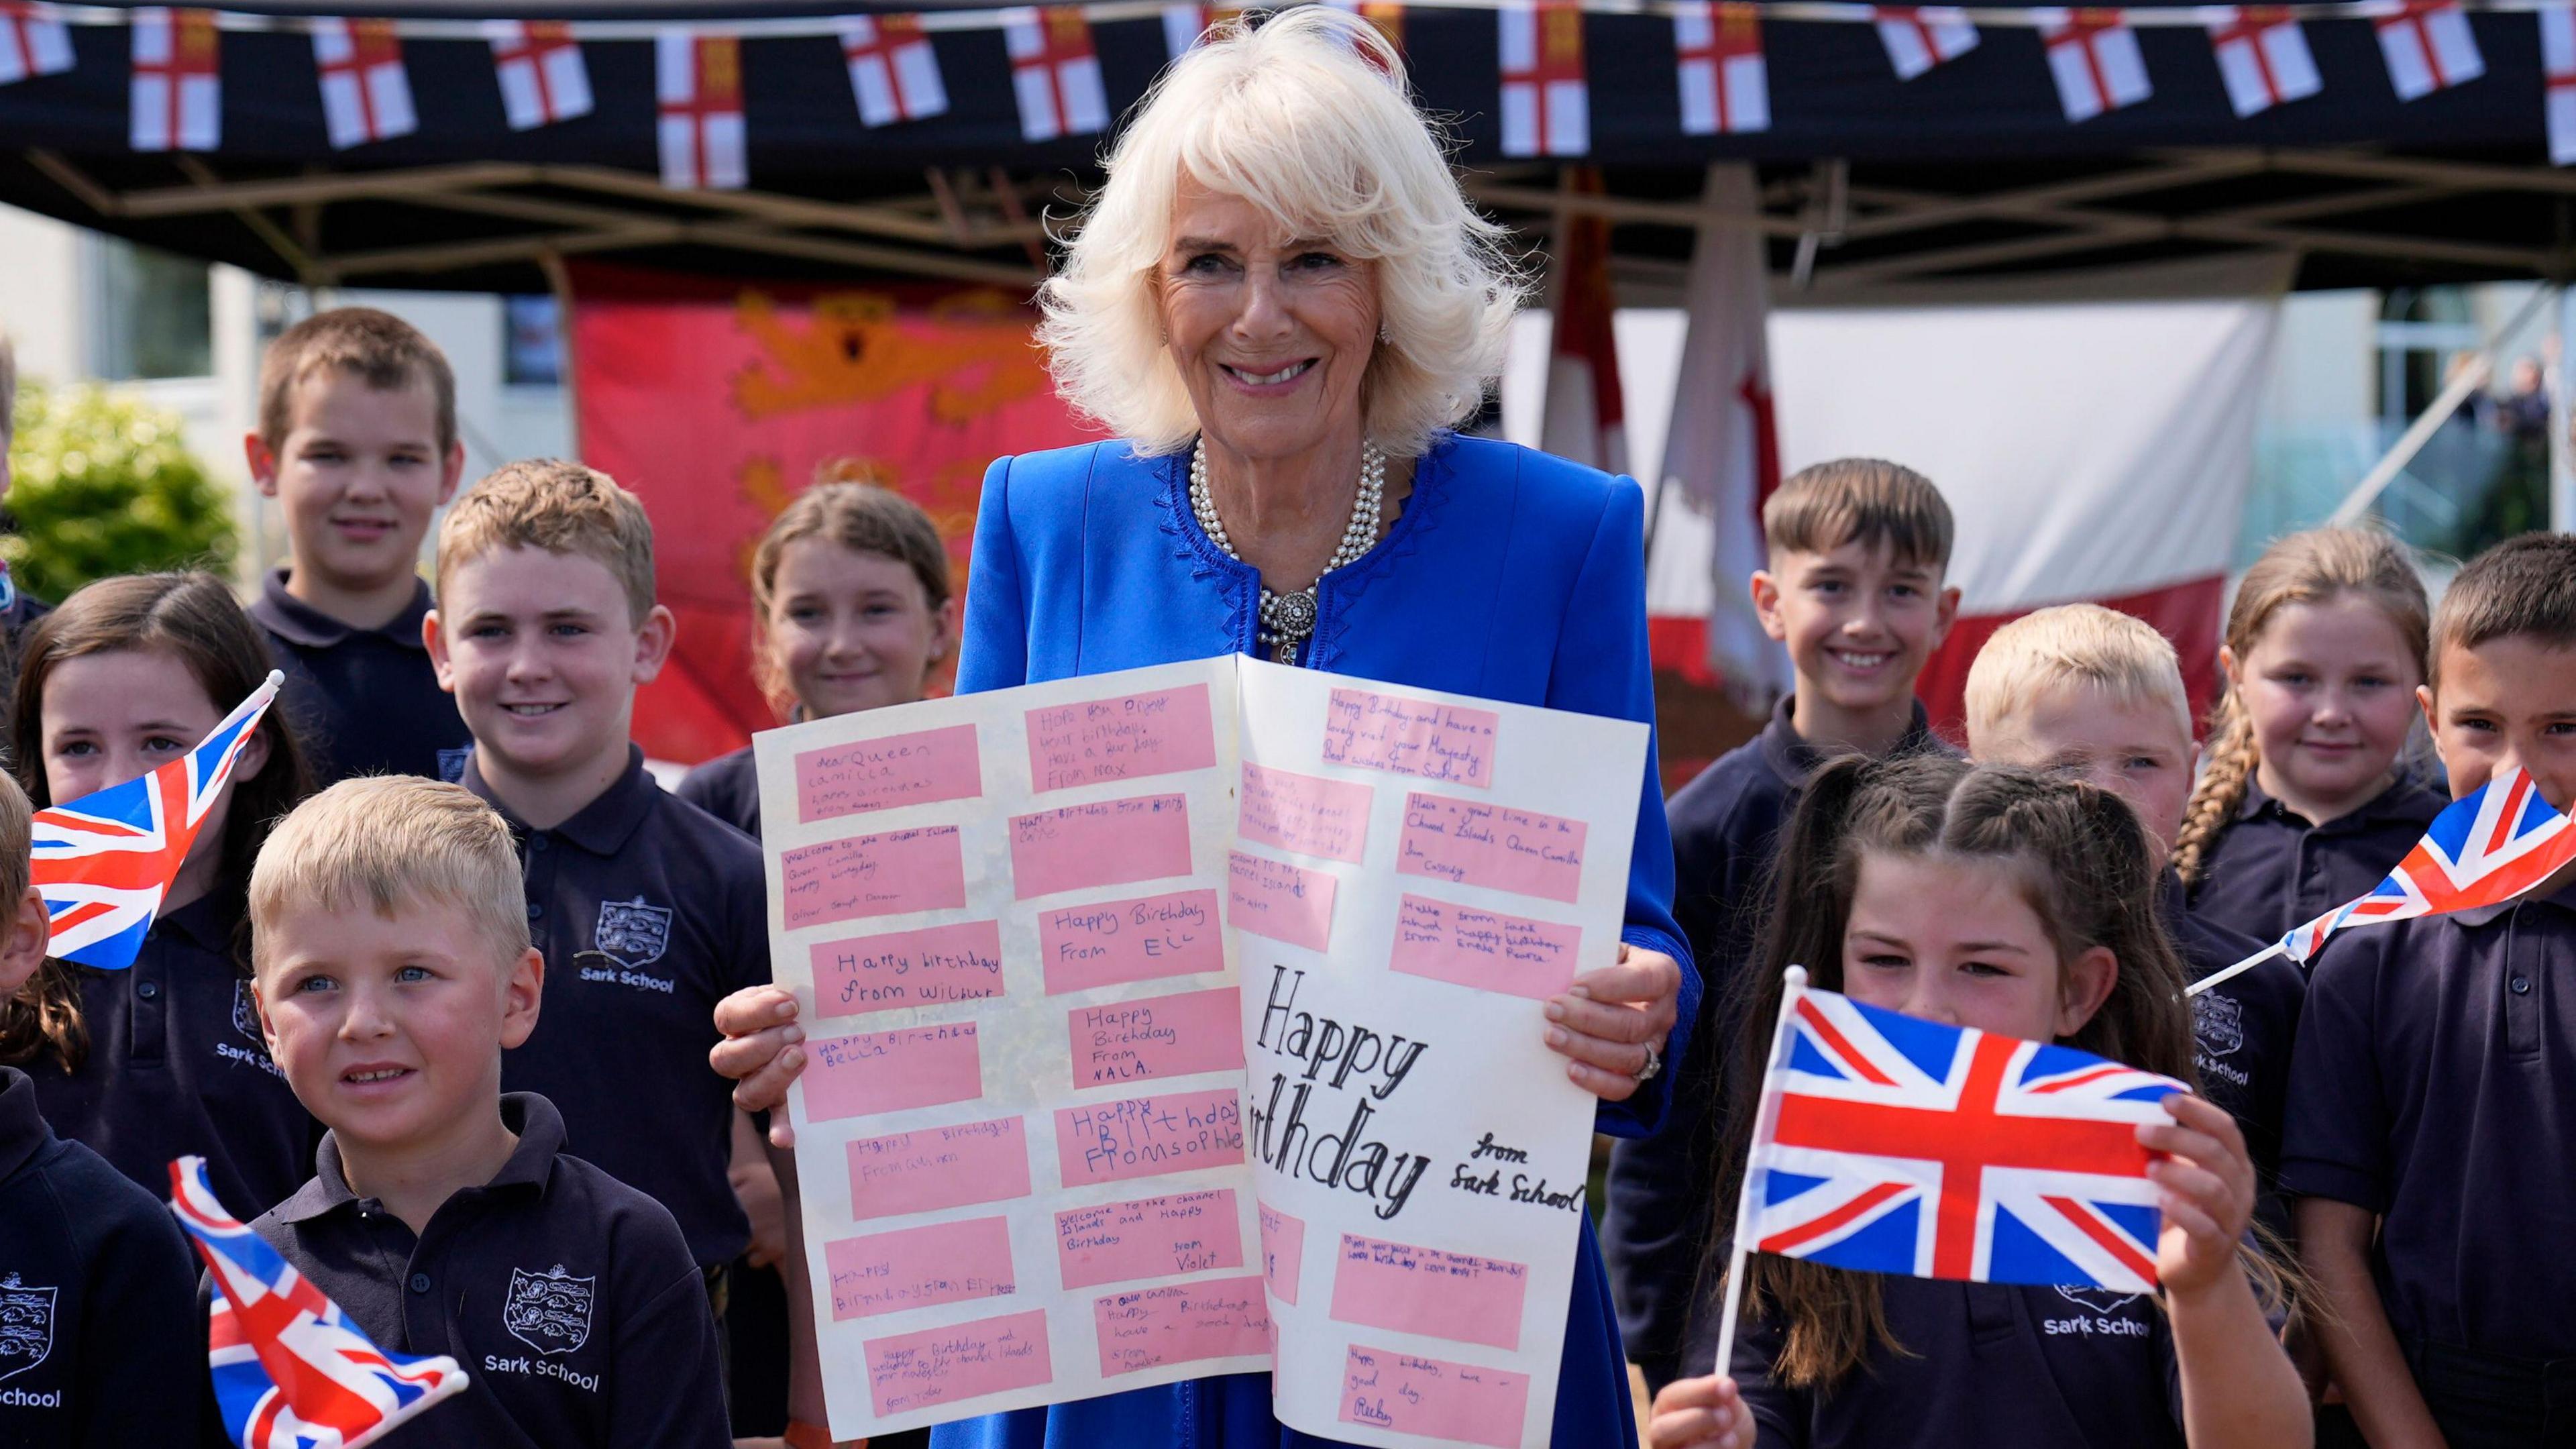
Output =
[
  {"x1": 1067, "y1": 987, "x2": 1244, "y2": 1089},
  {"x1": 1057, "y1": 1089, "x2": 1246, "y2": 1188},
  {"x1": 1339, "y1": 1346, "x2": 1531, "y2": 1449},
  {"x1": 1039, "y1": 889, "x2": 1223, "y2": 995},
  {"x1": 1238, "y1": 763, "x2": 1373, "y2": 863},
  {"x1": 1010, "y1": 794, "x2": 1195, "y2": 900},
  {"x1": 1329, "y1": 1233, "x2": 1529, "y2": 1351},
  {"x1": 782, "y1": 826, "x2": 967, "y2": 929},
  {"x1": 826, "y1": 1217, "x2": 1016, "y2": 1320},
  {"x1": 1259, "y1": 1202, "x2": 1307, "y2": 1305},
  {"x1": 813, "y1": 919, "x2": 1005, "y2": 1018},
  {"x1": 1395, "y1": 796, "x2": 1587, "y2": 905},
  {"x1": 845, "y1": 1118, "x2": 1032, "y2": 1221},
  {"x1": 1323, "y1": 688, "x2": 1500, "y2": 789},
  {"x1": 1093, "y1": 1276, "x2": 1272, "y2": 1377},
  {"x1": 796, "y1": 723, "x2": 983, "y2": 823},
  {"x1": 1055, "y1": 1188, "x2": 1244, "y2": 1289},
  {"x1": 1227, "y1": 850, "x2": 1337, "y2": 953},
  {"x1": 1028, "y1": 683, "x2": 1220, "y2": 791},
  {"x1": 864, "y1": 1309, "x2": 1053, "y2": 1418},
  {"x1": 1387, "y1": 897, "x2": 1581, "y2": 1001},
  {"x1": 806, "y1": 1023, "x2": 983, "y2": 1122}
]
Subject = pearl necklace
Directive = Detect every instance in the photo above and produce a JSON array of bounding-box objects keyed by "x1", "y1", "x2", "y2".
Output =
[{"x1": 1189, "y1": 437, "x2": 1385, "y2": 666}]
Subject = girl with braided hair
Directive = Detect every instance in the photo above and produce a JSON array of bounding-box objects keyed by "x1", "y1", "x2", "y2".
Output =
[
  {"x1": 1650, "y1": 754, "x2": 2308, "y2": 1449},
  {"x1": 2176, "y1": 529, "x2": 2442, "y2": 945}
]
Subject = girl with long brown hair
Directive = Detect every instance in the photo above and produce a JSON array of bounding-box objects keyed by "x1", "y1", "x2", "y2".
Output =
[
  {"x1": 0, "y1": 572, "x2": 317, "y2": 1214},
  {"x1": 1650, "y1": 754, "x2": 2308, "y2": 1449}
]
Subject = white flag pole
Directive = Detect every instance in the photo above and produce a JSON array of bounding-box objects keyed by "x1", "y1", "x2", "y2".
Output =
[
  {"x1": 1713, "y1": 963, "x2": 1809, "y2": 1381},
  {"x1": 2184, "y1": 941, "x2": 2288, "y2": 998}
]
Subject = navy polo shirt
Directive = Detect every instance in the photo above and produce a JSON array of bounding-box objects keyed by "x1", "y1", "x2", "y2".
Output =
[
  {"x1": 0, "y1": 1065, "x2": 202, "y2": 1448},
  {"x1": 233, "y1": 1093, "x2": 731, "y2": 1449},
  {"x1": 1732, "y1": 1277, "x2": 2183, "y2": 1448},
  {"x1": 462, "y1": 746, "x2": 767, "y2": 1268},
  {"x1": 674, "y1": 745, "x2": 761, "y2": 841},
  {"x1": 250, "y1": 568, "x2": 472, "y2": 786},
  {"x1": 2160, "y1": 872, "x2": 2302, "y2": 1234},
  {"x1": 1604, "y1": 694, "x2": 1946, "y2": 1390},
  {"x1": 2188, "y1": 776, "x2": 2446, "y2": 945},
  {"x1": 2282, "y1": 883, "x2": 2576, "y2": 1358},
  {"x1": 23, "y1": 892, "x2": 315, "y2": 1216}
]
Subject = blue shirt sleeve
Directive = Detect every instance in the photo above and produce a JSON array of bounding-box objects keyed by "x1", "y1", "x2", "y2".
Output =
[
  {"x1": 958, "y1": 454, "x2": 1032, "y2": 696},
  {"x1": 1540, "y1": 473, "x2": 1696, "y2": 1142}
]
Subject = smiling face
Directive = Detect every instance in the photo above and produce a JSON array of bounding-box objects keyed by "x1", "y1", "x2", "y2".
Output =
[
  {"x1": 1839, "y1": 851, "x2": 2116, "y2": 1044},
  {"x1": 1973, "y1": 684, "x2": 2194, "y2": 864},
  {"x1": 1756, "y1": 540, "x2": 1958, "y2": 728},
  {"x1": 2422, "y1": 634, "x2": 2576, "y2": 815},
  {"x1": 2225, "y1": 593, "x2": 2422, "y2": 824},
  {"x1": 766, "y1": 539, "x2": 953, "y2": 719},
  {"x1": 38, "y1": 647, "x2": 268, "y2": 901},
  {"x1": 1157, "y1": 180, "x2": 1380, "y2": 465},
  {"x1": 255, "y1": 891, "x2": 540, "y2": 1153},
  {"x1": 252, "y1": 371, "x2": 462, "y2": 602},
  {"x1": 427, "y1": 545, "x2": 673, "y2": 788}
]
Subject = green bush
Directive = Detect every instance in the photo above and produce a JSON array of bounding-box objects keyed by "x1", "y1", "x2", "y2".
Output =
[{"x1": 3, "y1": 380, "x2": 237, "y2": 602}]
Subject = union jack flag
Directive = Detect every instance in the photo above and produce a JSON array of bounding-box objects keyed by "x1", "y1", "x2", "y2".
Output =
[
  {"x1": 172, "y1": 1156, "x2": 468, "y2": 1449},
  {"x1": 2281, "y1": 764, "x2": 2576, "y2": 963},
  {"x1": 1742, "y1": 983, "x2": 2184, "y2": 1293},
  {"x1": 30, "y1": 669, "x2": 280, "y2": 971}
]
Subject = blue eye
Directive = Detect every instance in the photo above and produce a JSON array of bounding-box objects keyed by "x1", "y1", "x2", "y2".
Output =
[
  {"x1": 296, "y1": 975, "x2": 337, "y2": 994},
  {"x1": 396, "y1": 965, "x2": 433, "y2": 983}
]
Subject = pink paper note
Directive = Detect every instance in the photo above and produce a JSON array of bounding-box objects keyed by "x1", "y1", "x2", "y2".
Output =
[
  {"x1": 1258, "y1": 1202, "x2": 1306, "y2": 1305},
  {"x1": 1093, "y1": 1275, "x2": 1271, "y2": 1378},
  {"x1": 1067, "y1": 987, "x2": 1244, "y2": 1089},
  {"x1": 1396, "y1": 795, "x2": 1588, "y2": 905},
  {"x1": 1026, "y1": 683, "x2": 1220, "y2": 792},
  {"x1": 795, "y1": 722, "x2": 983, "y2": 824},
  {"x1": 1226, "y1": 851, "x2": 1336, "y2": 952},
  {"x1": 1329, "y1": 1233, "x2": 1530, "y2": 1351},
  {"x1": 812, "y1": 919, "x2": 1005, "y2": 1019},
  {"x1": 845, "y1": 1117, "x2": 1032, "y2": 1221},
  {"x1": 824, "y1": 1216, "x2": 1016, "y2": 1320},
  {"x1": 864, "y1": 1309, "x2": 1052, "y2": 1419},
  {"x1": 1009, "y1": 794, "x2": 1194, "y2": 900},
  {"x1": 1237, "y1": 763, "x2": 1373, "y2": 864},
  {"x1": 780, "y1": 826, "x2": 967, "y2": 929},
  {"x1": 1340, "y1": 1346, "x2": 1532, "y2": 1449},
  {"x1": 1056, "y1": 1088, "x2": 1244, "y2": 1187},
  {"x1": 804, "y1": 1022, "x2": 982, "y2": 1122},
  {"x1": 1039, "y1": 889, "x2": 1223, "y2": 994},
  {"x1": 1054, "y1": 1187, "x2": 1243, "y2": 1289},
  {"x1": 1322, "y1": 688, "x2": 1500, "y2": 789},
  {"x1": 1387, "y1": 895, "x2": 1583, "y2": 1000}
]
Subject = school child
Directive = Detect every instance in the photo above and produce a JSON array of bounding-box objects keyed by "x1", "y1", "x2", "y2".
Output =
[
  {"x1": 244, "y1": 307, "x2": 473, "y2": 786},
  {"x1": 0, "y1": 325, "x2": 53, "y2": 656},
  {"x1": 2174, "y1": 527, "x2": 2443, "y2": 945},
  {"x1": 678, "y1": 475, "x2": 956, "y2": 840},
  {"x1": 1963, "y1": 604, "x2": 2302, "y2": 1222},
  {"x1": 0, "y1": 572, "x2": 317, "y2": 1215},
  {"x1": 1604, "y1": 458, "x2": 1960, "y2": 1391},
  {"x1": 0, "y1": 767, "x2": 205, "y2": 1446},
  {"x1": 425, "y1": 460, "x2": 769, "y2": 1289},
  {"x1": 2286, "y1": 533, "x2": 2576, "y2": 1448},
  {"x1": 1650, "y1": 754, "x2": 2310, "y2": 1449},
  {"x1": 235, "y1": 774, "x2": 730, "y2": 1448}
]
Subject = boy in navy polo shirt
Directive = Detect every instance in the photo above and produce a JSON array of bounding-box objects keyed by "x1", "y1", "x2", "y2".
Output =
[
  {"x1": 245, "y1": 308, "x2": 473, "y2": 785},
  {"x1": 237, "y1": 774, "x2": 729, "y2": 1448},
  {"x1": 1603, "y1": 458, "x2": 1959, "y2": 1391},
  {"x1": 425, "y1": 460, "x2": 768, "y2": 1285},
  {"x1": 1963, "y1": 603, "x2": 2302, "y2": 1223},
  {"x1": 2288, "y1": 532, "x2": 2576, "y2": 1448},
  {"x1": 0, "y1": 771, "x2": 203, "y2": 1447}
]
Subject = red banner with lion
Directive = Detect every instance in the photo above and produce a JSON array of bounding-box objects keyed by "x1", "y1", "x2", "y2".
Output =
[{"x1": 569, "y1": 264, "x2": 1094, "y2": 765}]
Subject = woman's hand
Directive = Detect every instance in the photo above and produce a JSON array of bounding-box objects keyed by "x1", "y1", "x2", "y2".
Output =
[
  {"x1": 1647, "y1": 1375, "x2": 1754, "y2": 1449},
  {"x1": 2138, "y1": 1092, "x2": 2256, "y2": 1300},
  {"x1": 1546, "y1": 944, "x2": 1680, "y2": 1104},
  {"x1": 712, "y1": 985, "x2": 808, "y2": 1148}
]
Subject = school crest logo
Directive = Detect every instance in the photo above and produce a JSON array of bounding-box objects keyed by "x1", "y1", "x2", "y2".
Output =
[
  {"x1": 437, "y1": 746, "x2": 473, "y2": 784},
  {"x1": 2192, "y1": 991, "x2": 2244, "y2": 1059},
  {"x1": 502, "y1": 1266, "x2": 596, "y2": 1356},
  {"x1": 231, "y1": 979, "x2": 264, "y2": 1045},
  {"x1": 0, "y1": 1274, "x2": 54, "y2": 1383},
  {"x1": 2054, "y1": 1284, "x2": 2140, "y2": 1315},
  {"x1": 592, "y1": 897, "x2": 672, "y2": 970}
]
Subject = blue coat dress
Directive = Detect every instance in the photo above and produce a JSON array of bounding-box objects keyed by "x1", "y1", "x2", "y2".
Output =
[{"x1": 936, "y1": 431, "x2": 1698, "y2": 1449}]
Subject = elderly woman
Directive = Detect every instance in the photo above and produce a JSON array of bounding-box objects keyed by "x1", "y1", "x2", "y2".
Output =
[{"x1": 713, "y1": 11, "x2": 1695, "y2": 1446}]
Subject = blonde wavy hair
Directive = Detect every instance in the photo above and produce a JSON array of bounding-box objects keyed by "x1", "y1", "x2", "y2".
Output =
[{"x1": 1035, "y1": 6, "x2": 1524, "y2": 458}]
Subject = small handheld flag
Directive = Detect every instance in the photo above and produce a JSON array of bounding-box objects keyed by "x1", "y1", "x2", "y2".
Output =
[
  {"x1": 172, "y1": 1156, "x2": 468, "y2": 1449},
  {"x1": 30, "y1": 669, "x2": 281, "y2": 971}
]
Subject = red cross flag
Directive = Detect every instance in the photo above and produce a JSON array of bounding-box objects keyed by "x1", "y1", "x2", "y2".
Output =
[
  {"x1": 0, "y1": 3, "x2": 72, "y2": 88},
  {"x1": 2206, "y1": 7, "x2": 2319, "y2": 116},
  {"x1": 1325, "y1": 0, "x2": 1405, "y2": 58},
  {"x1": 1005, "y1": 7, "x2": 1107, "y2": 142},
  {"x1": 1161, "y1": 5, "x2": 1242, "y2": 58},
  {"x1": 486, "y1": 20, "x2": 590, "y2": 130},
  {"x1": 657, "y1": 30, "x2": 746, "y2": 191},
  {"x1": 1674, "y1": 2, "x2": 1769, "y2": 136},
  {"x1": 2038, "y1": 8, "x2": 2151, "y2": 123},
  {"x1": 2544, "y1": 7, "x2": 2576, "y2": 164},
  {"x1": 311, "y1": 17, "x2": 415, "y2": 150},
  {"x1": 1874, "y1": 6, "x2": 1976, "y2": 81},
  {"x1": 129, "y1": 7, "x2": 218, "y2": 152},
  {"x1": 2376, "y1": 0, "x2": 2483, "y2": 100},
  {"x1": 1500, "y1": 0, "x2": 1588, "y2": 157},
  {"x1": 841, "y1": 13, "x2": 946, "y2": 127}
]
